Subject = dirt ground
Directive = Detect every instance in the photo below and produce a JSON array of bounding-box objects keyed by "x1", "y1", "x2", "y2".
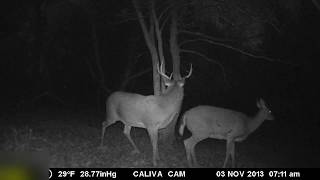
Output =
[{"x1": 1, "y1": 106, "x2": 319, "y2": 168}]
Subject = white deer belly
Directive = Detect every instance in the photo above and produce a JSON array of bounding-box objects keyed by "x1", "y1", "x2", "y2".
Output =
[{"x1": 122, "y1": 119, "x2": 146, "y2": 128}]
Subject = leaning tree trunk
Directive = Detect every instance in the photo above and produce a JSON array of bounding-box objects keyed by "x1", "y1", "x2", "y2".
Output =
[{"x1": 133, "y1": 0, "x2": 162, "y2": 96}]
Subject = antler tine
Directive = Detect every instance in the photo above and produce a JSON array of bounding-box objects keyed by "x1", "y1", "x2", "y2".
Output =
[
  {"x1": 157, "y1": 62, "x2": 161, "y2": 74},
  {"x1": 161, "y1": 62, "x2": 173, "y2": 79},
  {"x1": 157, "y1": 61, "x2": 171, "y2": 80},
  {"x1": 184, "y1": 64, "x2": 193, "y2": 79}
]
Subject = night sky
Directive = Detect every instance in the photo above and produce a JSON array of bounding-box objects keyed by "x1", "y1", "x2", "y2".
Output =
[{"x1": 0, "y1": 0, "x2": 319, "y2": 168}]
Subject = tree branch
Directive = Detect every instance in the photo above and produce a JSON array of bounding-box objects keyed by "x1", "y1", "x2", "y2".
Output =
[
  {"x1": 158, "y1": 2, "x2": 175, "y2": 22},
  {"x1": 181, "y1": 49, "x2": 230, "y2": 86},
  {"x1": 127, "y1": 68, "x2": 152, "y2": 82},
  {"x1": 160, "y1": 13, "x2": 171, "y2": 31},
  {"x1": 170, "y1": 6, "x2": 182, "y2": 79},
  {"x1": 85, "y1": 58, "x2": 112, "y2": 94},
  {"x1": 133, "y1": 0, "x2": 155, "y2": 52},
  {"x1": 312, "y1": 0, "x2": 320, "y2": 12},
  {"x1": 151, "y1": 0, "x2": 165, "y2": 66},
  {"x1": 180, "y1": 38, "x2": 297, "y2": 66},
  {"x1": 179, "y1": 30, "x2": 232, "y2": 42}
]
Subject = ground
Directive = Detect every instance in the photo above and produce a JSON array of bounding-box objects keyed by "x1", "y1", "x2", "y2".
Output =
[{"x1": 0, "y1": 106, "x2": 318, "y2": 168}]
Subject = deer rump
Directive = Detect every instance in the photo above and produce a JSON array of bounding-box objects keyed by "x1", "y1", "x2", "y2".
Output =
[{"x1": 107, "y1": 91, "x2": 180, "y2": 129}]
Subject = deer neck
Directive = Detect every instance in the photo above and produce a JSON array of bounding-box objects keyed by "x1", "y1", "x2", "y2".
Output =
[
  {"x1": 160, "y1": 85, "x2": 184, "y2": 107},
  {"x1": 247, "y1": 110, "x2": 266, "y2": 134}
]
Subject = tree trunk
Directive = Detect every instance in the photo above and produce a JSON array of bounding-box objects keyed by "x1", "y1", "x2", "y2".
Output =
[
  {"x1": 159, "y1": 7, "x2": 181, "y2": 145},
  {"x1": 133, "y1": 0, "x2": 161, "y2": 96}
]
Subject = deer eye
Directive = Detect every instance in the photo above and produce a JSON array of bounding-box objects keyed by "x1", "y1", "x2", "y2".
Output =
[{"x1": 165, "y1": 82, "x2": 173, "y2": 87}]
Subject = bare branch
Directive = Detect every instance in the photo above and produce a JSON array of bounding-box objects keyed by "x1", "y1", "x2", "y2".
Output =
[
  {"x1": 149, "y1": 9, "x2": 155, "y2": 45},
  {"x1": 312, "y1": 0, "x2": 320, "y2": 11},
  {"x1": 158, "y1": 3, "x2": 175, "y2": 22},
  {"x1": 181, "y1": 49, "x2": 229, "y2": 86},
  {"x1": 126, "y1": 68, "x2": 152, "y2": 83},
  {"x1": 120, "y1": 51, "x2": 150, "y2": 90},
  {"x1": 160, "y1": 13, "x2": 171, "y2": 31},
  {"x1": 180, "y1": 38, "x2": 297, "y2": 66},
  {"x1": 235, "y1": 4, "x2": 281, "y2": 33},
  {"x1": 151, "y1": 1, "x2": 165, "y2": 66},
  {"x1": 132, "y1": 0, "x2": 155, "y2": 52},
  {"x1": 179, "y1": 30, "x2": 232, "y2": 42},
  {"x1": 85, "y1": 58, "x2": 112, "y2": 93},
  {"x1": 170, "y1": 7, "x2": 182, "y2": 78},
  {"x1": 115, "y1": 16, "x2": 141, "y2": 24},
  {"x1": 269, "y1": 21, "x2": 281, "y2": 33}
]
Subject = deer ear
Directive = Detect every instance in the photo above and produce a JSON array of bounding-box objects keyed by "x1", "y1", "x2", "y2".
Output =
[
  {"x1": 259, "y1": 98, "x2": 266, "y2": 107},
  {"x1": 256, "y1": 99, "x2": 261, "y2": 108}
]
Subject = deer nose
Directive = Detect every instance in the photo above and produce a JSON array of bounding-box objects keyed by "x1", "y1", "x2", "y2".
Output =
[{"x1": 269, "y1": 113, "x2": 275, "y2": 120}]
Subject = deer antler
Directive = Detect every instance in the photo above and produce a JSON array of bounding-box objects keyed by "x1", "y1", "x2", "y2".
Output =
[
  {"x1": 157, "y1": 61, "x2": 172, "y2": 80},
  {"x1": 183, "y1": 64, "x2": 193, "y2": 79}
]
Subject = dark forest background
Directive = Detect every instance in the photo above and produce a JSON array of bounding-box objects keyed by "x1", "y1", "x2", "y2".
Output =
[{"x1": 0, "y1": 0, "x2": 319, "y2": 167}]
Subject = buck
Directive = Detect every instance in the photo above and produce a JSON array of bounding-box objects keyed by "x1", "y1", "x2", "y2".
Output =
[
  {"x1": 101, "y1": 62, "x2": 192, "y2": 166},
  {"x1": 179, "y1": 98, "x2": 274, "y2": 167}
]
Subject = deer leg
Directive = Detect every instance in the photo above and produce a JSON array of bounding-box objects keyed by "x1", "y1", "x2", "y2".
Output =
[
  {"x1": 123, "y1": 125, "x2": 140, "y2": 154},
  {"x1": 147, "y1": 128, "x2": 159, "y2": 166},
  {"x1": 230, "y1": 141, "x2": 236, "y2": 168},
  {"x1": 190, "y1": 137, "x2": 200, "y2": 167},
  {"x1": 223, "y1": 139, "x2": 232, "y2": 168},
  {"x1": 184, "y1": 138, "x2": 193, "y2": 167},
  {"x1": 184, "y1": 139, "x2": 192, "y2": 167},
  {"x1": 184, "y1": 136, "x2": 200, "y2": 167}
]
